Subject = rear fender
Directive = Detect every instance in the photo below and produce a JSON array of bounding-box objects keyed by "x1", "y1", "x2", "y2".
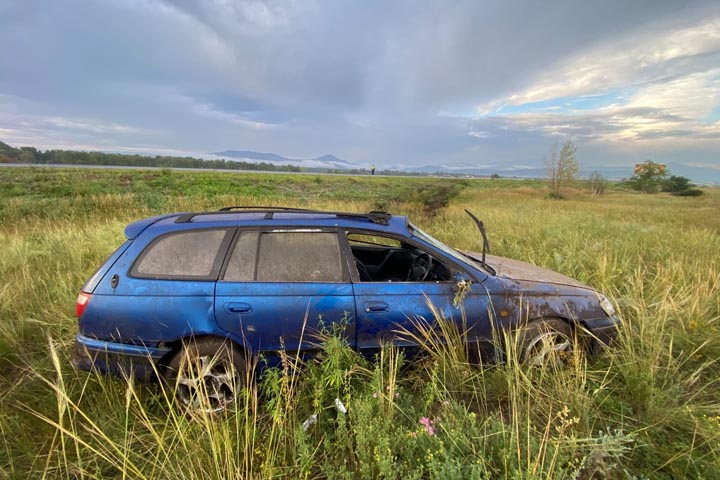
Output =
[{"x1": 82, "y1": 240, "x2": 133, "y2": 293}]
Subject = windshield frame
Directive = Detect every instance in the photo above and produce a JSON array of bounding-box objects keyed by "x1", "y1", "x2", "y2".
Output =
[{"x1": 409, "y1": 223, "x2": 489, "y2": 274}]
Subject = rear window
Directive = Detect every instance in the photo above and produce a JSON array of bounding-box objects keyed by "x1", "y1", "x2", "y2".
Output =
[{"x1": 132, "y1": 229, "x2": 230, "y2": 279}]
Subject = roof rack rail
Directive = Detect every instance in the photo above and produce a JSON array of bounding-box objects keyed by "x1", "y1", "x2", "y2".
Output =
[
  {"x1": 174, "y1": 207, "x2": 392, "y2": 225},
  {"x1": 218, "y1": 206, "x2": 309, "y2": 212}
]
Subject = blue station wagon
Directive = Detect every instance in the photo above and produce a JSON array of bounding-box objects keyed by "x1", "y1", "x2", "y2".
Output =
[{"x1": 74, "y1": 207, "x2": 620, "y2": 411}]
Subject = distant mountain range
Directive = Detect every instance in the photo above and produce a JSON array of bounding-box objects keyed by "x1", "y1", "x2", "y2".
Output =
[{"x1": 212, "y1": 150, "x2": 357, "y2": 170}]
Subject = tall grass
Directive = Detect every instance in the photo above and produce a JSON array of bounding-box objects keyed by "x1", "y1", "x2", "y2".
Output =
[{"x1": 0, "y1": 168, "x2": 718, "y2": 478}]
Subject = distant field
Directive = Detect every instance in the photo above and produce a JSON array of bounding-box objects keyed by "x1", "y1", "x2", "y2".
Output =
[{"x1": 1, "y1": 167, "x2": 718, "y2": 478}]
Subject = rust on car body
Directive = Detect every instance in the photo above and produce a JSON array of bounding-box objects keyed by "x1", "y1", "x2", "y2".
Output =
[{"x1": 461, "y1": 250, "x2": 616, "y2": 353}]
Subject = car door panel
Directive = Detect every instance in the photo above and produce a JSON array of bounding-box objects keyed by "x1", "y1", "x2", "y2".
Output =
[
  {"x1": 215, "y1": 282, "x2": 355, "y2": 352},
  {"x1": 352, "y1": 281, "x2": 490, "y2": 352}
]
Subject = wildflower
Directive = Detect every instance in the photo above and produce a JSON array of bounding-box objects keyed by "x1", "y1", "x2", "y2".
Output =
[
  {"x1": 419, "y1": 416, "x2": 435, "y2": 436},
  {"x1": 373, "y1": 391, "x2": 379, "y2": 398}
]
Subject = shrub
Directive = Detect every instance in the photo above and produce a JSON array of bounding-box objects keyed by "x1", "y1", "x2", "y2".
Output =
[
  {"x1": 663, "y1": 175, "x2": 704, "y2": 196},
  {"x1": 588, "y1": 171, "x2": 607, "y2": 195}
]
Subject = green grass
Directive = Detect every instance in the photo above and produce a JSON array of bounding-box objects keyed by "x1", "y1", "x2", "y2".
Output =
[{"x1": 0, "y1": 167, "x2": 719, "y2": 478}]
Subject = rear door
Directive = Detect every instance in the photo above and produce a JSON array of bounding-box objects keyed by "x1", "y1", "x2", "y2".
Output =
[{"x1": 214, "y1": 229, "x2": 356, "y2": 353}]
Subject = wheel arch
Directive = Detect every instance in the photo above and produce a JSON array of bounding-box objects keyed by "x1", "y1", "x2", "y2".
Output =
[{"x1": 157, "y1": 333, "x2": 248, "y2": 371}]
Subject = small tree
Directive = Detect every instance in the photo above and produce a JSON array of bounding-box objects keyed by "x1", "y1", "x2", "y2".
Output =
[
  {"x1": 627, "y1": 160, "x2": 667, "y2": 193},
  {"x1": 588, "y1": 170, "x2": 607, "y2": 195},
  {"x1": 545, "y1": 139, "x2": 580, "y2": 198}
]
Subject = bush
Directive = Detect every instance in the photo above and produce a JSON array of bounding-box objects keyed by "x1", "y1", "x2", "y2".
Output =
[
  {"x1": 663, "y1": 175, "x2": 704, "y2": 196},
  {"x1": 674, "y1": 188, "x2": 704, "y2": 196},
  {"x1": 588, "y1": 171, "x2": 607, "y2": 195}
]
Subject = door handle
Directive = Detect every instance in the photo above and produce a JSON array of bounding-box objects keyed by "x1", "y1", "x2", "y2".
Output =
[
  {"x1": 224, "y1": 302, "x2": 252, "y2": 314},
  {"x1": 364, "y1": 301, "x2": 389, "y2": 313}
]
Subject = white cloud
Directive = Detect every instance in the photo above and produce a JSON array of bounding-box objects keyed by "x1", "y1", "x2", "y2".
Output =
[
  {"x1": 624, "y1": 69, "x2": 720, "y2": 122},
  {"x1": 39, "y1": 117, "x2": 155, "y2": 135},
  {"x1": 467, "y1": 130, "x2": 493, "y2": 139},
  {"x1": 472, "y1": 17, "x2": 720, "y2": 150},
  {"x1": 479, "y1": 18, "x2": 720, "y2": 110},
  {"x1": 165, "y1": 92, "x2": 278, "y2": 130}
]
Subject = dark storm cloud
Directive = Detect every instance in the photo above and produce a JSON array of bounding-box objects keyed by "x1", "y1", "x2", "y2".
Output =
[{"x1": 149, "y1": 0, "x2": 716, "y2": 111}]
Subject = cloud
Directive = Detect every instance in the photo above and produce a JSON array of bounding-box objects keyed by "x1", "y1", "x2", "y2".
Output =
[
  {"x1": 478, "y1": 18, "x2": 720, "y2": 112},
  {"x1": 0, "y1": 0, "x2": 719, "y2": 171},
  {"x1": 475, "y1": 67, "x2": 720, "y2": 148},
  {"x1": 38, "y1": 117, "x2": 154, "y2": 136},
  {"x1": 468, "y1": 130, "x2": 493, "y2": 139},
  {"x1": 468, "y1": 16, "x2": 720, "y2": 163}
]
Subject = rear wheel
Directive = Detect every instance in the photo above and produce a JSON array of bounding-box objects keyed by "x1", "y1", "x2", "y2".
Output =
[
  {"x1": 165, "y1": 337, "x2": 247, "y2": 413},
  {"x1": 519, "y1": 318, "x2": 577, "y2": 367}
]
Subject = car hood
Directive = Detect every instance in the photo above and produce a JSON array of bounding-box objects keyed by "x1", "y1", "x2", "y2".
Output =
[{"x1": 463, "y1": 251, "x2": 593, "y2": 290}]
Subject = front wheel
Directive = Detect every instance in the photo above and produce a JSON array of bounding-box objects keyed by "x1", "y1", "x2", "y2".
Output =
[
  {"x1": 519, "y1": 318, "x2": 578, "y2": 367},
  {"x1": 165, "y1": 337, "x2": 247, "y2": 413}
]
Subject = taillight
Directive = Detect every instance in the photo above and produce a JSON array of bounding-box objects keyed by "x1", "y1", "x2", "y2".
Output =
[{"x1": 76, "y1": 292, "x2": 92, "y2": 318}]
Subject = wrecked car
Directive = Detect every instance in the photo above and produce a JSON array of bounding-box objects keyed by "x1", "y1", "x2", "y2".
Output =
[{"x1": 73, "y1": 207, "x2": 620, "y2": 411}]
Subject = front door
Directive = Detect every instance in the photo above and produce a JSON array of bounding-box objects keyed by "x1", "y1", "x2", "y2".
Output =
[{"x1": 345, "y1": 231, "x2": 489, "y2": 353}]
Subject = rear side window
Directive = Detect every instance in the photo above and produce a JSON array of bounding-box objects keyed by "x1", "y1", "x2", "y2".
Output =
[
  {"x1": 223, "y1": 231, "x2": 344, "y2": 282},
  {"x1": 257, "y1": 232, "x2": 343, "y2": 282},
  {"x1": 132, "y1": 229, "x2": 229, "y2": 279},
  {"x1": 223, "y1": 231, "x2": 259, "y2": 281}
]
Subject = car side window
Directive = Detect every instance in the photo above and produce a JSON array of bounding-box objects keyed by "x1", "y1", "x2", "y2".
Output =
[
  {"x1": 348, "y1": 232, "x2": 451, "y2": 282},
  {"x1": 223, "y1": 231, "x2": 344, "y2": 282},
  {"x1": 348, "y1": 234, "x2": 401, "y2": 248},
  {"x1": 223, "y1": 231, "x2": 259, "y2": 281},
  {"x1": 257, "y1": 232, "x2": 343, "y2": 282},
  {"x1": 132, "y1": 229, "x2": 229, "y2": 279}
]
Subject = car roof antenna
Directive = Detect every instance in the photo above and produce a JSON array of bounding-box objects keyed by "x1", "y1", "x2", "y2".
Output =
[{"x1": 464, "y1": 209, "x2": 491, "y2": 268}]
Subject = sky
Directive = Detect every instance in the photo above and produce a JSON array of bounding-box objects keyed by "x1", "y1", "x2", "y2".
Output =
[{"x1": 1, "y1": 0, "x2": 719, "y2": 175}]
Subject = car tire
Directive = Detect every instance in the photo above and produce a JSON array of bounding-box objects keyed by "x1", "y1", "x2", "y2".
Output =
[
  {"x1": 165, "y1": 337, "x2": 247, "y2": 413},
  {"x1": 519, "y1": 318, "x2": 577, "y2": 367}
]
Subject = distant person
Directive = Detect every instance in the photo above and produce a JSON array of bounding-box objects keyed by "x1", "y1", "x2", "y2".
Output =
[{"x1": 371, "y1": 164, "x2": 376, "y2": 176}]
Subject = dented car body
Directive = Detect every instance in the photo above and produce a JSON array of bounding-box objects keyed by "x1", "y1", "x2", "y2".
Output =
[{"x1": 74, "y1": 207, "x2": 619, "y2": 409}]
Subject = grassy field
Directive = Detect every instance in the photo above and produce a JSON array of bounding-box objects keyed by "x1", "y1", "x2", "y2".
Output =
[{"x1": 0, "y1": 167, "x2": 719, "y2": 479}]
